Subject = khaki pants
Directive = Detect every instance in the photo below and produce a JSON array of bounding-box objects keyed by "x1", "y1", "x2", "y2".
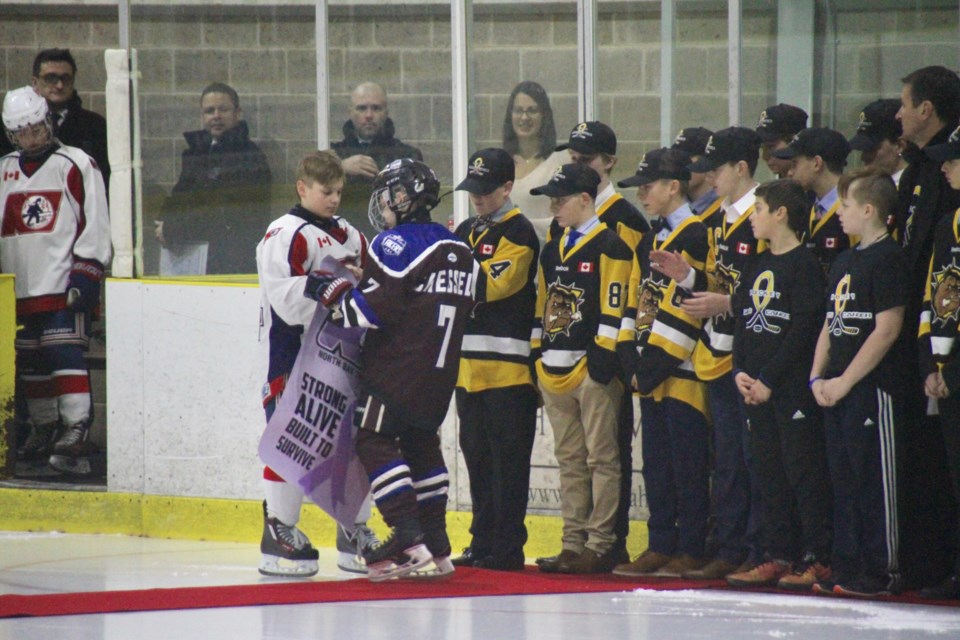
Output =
[{"x1": 540, "y1": 375, "x2": 623, "y2": 555}]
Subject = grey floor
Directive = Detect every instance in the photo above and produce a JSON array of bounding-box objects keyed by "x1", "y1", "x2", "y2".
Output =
[{"x1": 1, "y1": 532, "x2": 958, "y2": 640}]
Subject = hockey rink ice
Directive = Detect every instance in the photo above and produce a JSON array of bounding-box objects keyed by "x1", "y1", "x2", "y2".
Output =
[{"x1": 2, "y1": 532, "x2": 959, "y2": 639}]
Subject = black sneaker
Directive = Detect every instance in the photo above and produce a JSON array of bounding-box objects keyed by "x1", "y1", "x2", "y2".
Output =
[
  {"x1": 833, "y1": 575, "x2": 894, "y2": 598},
  {"x1": 919, "y1": 575, "x2": 960, "y2": 600},
  {"x1": 451, "y1": 546, "x2": 484, "y2": 567},
  {"x1": 474, "y1": 552, "x2": 526, "y2": 571}
]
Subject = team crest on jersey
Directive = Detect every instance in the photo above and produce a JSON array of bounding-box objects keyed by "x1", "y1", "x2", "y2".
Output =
[
  {"x1": 828, "y1": 274, "x2": 860, "y2": 337},
  {"x1": 1, "y1": 190, "x2": 61, "y2": 237},
  {"x1": 381, "y1": 233, "x2": 406, "y2": 256},
  {"x1": 635, "y1": 278, "x2": 663, "y2": 336},
  {"x1": 932, "y1": 262, "x2": 960, "y2": 325},
  {"x1": 544, "y1": 279, "x2": 584, "y2": 340},
  {"x1": 745, "y1": 270, "x2": 782, "y2": 334},
  {"x1": 715, "y1": 261, "x2": 741, "y2": 298}
]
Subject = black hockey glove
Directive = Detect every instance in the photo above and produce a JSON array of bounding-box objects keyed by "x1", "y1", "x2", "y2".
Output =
[
  {"x1": 304, "y1": 272, "x2": 352, "y2": 307},
  {"x1": 66, "y1": 259, "x2": 104, "y2": 312}
]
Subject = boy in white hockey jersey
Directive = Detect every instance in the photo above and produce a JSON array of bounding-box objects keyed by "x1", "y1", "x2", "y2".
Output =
[
  {"x1": 1, "y1": 86, "x2": 111, "y2": 476},
  {"x1": 256, "y1": 150, "x2": 372, "y2": 576}
]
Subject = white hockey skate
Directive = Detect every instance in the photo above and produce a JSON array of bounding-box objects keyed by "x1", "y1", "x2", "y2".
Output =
[
  {"x1": 404, "y1": 529, "x2": 455, "y2": 580},
  {"x1": 363, "y1": 527, "x2": 432, "y2": 582},
  {"x1": 258, "y1": 501, "x2": 319, "y2": 577},
  {"x1": 336, "y1": 523, "x2": 380, "y2": 574},
  {"x1": 48, "y1": 422, "x2": 100, "y2": 477}
]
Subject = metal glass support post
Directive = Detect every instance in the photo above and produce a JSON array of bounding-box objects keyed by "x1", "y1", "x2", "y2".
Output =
[
  {"x1": 578, "y1": 0, "x2": 598, "y2": 122},
  {"x1": 451, "y1": 0, "x2": 474, "y2": 230},
  {"x1": 660, "y1": 0, "x2": 675, "y2": 147},
  {"x1": 728, "y1": 0, "x2": 742, "y2": 126},
  {"x1": 316, "y1": 0, "x2": 330, "y2": 148}
]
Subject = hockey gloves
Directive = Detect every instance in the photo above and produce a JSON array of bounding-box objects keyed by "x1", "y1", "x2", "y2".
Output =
[
  {"x1": 66, "y1": 259, "x2": 104, "y2": 312},
  {"x1": 304, "y1": 271, "x2": 352, "y2": 308}
]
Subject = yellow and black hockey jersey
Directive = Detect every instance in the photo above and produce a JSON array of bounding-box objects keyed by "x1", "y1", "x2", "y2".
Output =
[
  {"x1": 548, "y1": 189, "x2": 649, "y2": 253},
  {"x1": 919, "y1": 207, "x2": 960, "y2": 391},
  {"x1": 454, "y1": 207, "x2": 540, "y2": 393},
  {"x1": 692, "y1": 195, "x2": 765, "y2": 380},
  {"x1": 805, "y1": 198, "x2": 853, "y2": 275},
  {"x1": 621, "y1": 208, "x2": 709, "y2": 415},
  {"x1": 533, "y1": 223, "x2": 632, "y2": 394}
]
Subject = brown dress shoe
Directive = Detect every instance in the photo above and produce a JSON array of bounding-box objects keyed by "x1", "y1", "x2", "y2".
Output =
[
  {"x1": 557, "y1": 548, "x2": 618, "y2": 574},
  {"x1": 538, "y1": 549, "x2": 580, "y2": 573},
  {"x1": 612, "y1": 549, "x2": 672, "y2": 576},
  {"x1": 681, "y1": 557, "x2": 740, "y2": 580},
  {"x1": 655, "y1": 554, "x2": 707, "y2": 577}
]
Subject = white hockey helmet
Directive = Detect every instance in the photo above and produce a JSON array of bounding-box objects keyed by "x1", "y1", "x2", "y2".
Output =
[{"x1": 3, "y1": 86, "x2": 49, "y2": 132}]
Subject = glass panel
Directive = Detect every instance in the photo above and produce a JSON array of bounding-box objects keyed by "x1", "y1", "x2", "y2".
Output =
[
  {"x1": 466, "y1": 2, "x2": 578, "y2": 518},
  {"x1": 329, "y1": 3, "x2": 452, "y2": 239},
  {"x1": 471, "y1": 2, "x2": 578, "y2": 243},
  {"x1": 132, "y1": 3, "x2": 315, "y2": 277}
]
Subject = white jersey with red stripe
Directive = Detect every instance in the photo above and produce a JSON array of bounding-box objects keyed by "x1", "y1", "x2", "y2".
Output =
[
  {"x1": 256, "y1": 206, "x2": 367, "y2": 403},
  {"x1": 0, "y1": 144, "x2": 111, "y2": 315}
]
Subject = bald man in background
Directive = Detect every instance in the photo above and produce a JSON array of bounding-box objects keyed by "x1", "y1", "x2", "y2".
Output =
[{"x1": 332, "y1": 82, "x2": 423, "y2": 237}]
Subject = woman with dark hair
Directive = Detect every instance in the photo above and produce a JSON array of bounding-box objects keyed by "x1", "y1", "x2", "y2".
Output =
[{"x1": 502, "y1": 81, "x2": 568, "y2": 241}]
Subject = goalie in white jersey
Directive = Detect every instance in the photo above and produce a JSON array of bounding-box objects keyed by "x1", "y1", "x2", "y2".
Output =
[{"x1": 1, "y1": 86, "x2": 111, "y2": 476}]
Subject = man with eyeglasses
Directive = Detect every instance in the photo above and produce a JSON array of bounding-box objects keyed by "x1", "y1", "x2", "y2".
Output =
[
  {"x1": 0, "y1": 49, "x2": 110, "y2": 191},
  {"x1": 333, "y1": 82, "x2": 423, "y2": 238}
]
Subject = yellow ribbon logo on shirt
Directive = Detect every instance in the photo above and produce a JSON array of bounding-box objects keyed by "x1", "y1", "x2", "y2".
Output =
[{"x1": 745, "y1": 270, "x2": 779, "y2": 334}]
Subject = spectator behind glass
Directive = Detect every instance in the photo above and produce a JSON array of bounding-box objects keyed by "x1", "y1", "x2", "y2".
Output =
[
  {"x1": 332, "y1": 81, "x2": 423, "y2": 239},
  {"x1": 155, "y1": 82, "x2": 272, "y2": 275},
  {"x1": 0, "y1": 49, "x2": 111, "y2": 193},
  {"x1": 502, "y1": 81, "x2": 568, "y2": 242}
]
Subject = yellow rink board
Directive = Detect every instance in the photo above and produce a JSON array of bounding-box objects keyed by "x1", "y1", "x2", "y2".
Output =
[{"x1": 0, "y1": 488, "x2": 649, "y2": 559}]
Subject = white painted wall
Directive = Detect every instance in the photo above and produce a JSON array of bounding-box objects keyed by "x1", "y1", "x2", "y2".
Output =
[{"x1": 106, "y1": 279, "x2": 647, "y2": 518}]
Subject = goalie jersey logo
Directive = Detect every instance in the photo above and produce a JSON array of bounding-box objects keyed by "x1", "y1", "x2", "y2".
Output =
[{"x1": 2, "y1": 190, "x2": 62, "y2": 236}]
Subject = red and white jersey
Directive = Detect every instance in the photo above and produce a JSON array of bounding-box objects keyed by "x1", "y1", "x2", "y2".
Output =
[
  {"x1": 0, "y1": 144, "x2": 111, "y2": 314},
  {"x1": 256, "y1": 207, "x2": 368, "y2": 398}
]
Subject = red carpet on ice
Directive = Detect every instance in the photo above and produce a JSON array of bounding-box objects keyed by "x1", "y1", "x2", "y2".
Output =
[{"x1": 1, "y1": 566, "x2": 956, "y2": 618}]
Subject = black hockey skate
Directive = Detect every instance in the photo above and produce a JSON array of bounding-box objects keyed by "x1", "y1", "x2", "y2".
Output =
[
  {"x1": 362, "y1": 525, "x2": 432, "y2": 582},
  {"x1": 258, "y1": 501, "x2": 319, "y2": 577},
  {"x1": 48, "y1": 421, "x2": 100, "y2": 476},
  {"x1": 17, "y1": 421, "x2": 61, "y2": 461}
]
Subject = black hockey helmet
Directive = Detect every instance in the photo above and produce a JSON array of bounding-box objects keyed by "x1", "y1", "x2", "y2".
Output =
[{"x1": 368, "y1": 158, "x2": 441, "y2": 232}]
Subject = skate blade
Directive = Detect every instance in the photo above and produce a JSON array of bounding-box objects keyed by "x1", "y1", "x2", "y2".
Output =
[
  {"x1": 258, "y1": 554, "x2": 318, "y2": 578},
  {"x1": 403, "y1": 555, "x2": 455, "y2": 580},
  {"x1": 48, "y1": 455, "x2": 93, "y2": 476},
  {"x1": 366, "y1": 544, "x2": 433, "y2": 582},
  {"x1": 337, "y1": 551, "x2": 368, "y2": 574}
]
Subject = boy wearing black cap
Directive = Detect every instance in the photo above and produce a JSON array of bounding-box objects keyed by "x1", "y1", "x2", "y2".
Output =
[
  {"x1": 450, "y1": 148, "x2": 540, "y2": 571},
  {"x1": 553, "y1": 120, "x2": 650, "y2": 563},
  {"x1": 672, "y1": 127, "x2": 721, "y2": 219},
  {"x1": 756, "y1": 103, "x2": 809, "y2": 179},
  {"x1": 651, "y1": 127, "x2": 764, "y2": 580},
  {"x1": 849, "y1": 99, "x2": 907, "y2": 186},
  {"x1": 917, "y1": 126, "x2": 960, "y2": 599},
  {"x1": 530, "y1": 163, "x2": 633, "y2": 574},
  {"x1": 611, "y1": 148, "x2": 712, "y2": 578},
  {"x1": 773, "y1": 127, "x2": 854, "y2": 273}
]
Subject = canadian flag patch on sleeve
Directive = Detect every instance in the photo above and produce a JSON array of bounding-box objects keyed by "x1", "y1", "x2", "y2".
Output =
[{"x1": 578, "y1": 262, "x2": 594, "y2": 273}]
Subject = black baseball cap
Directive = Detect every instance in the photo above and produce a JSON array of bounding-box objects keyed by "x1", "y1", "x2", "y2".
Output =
[
  {"x1": 848, "y1": 99, "x2": 903, "y2": 151},
  {"x1": 618, "y1": 148, "x2": 691, "y2": 187},
  {"x1": 756, "y1": 103, "x2": 808, "y2": 142},
  {"x1": 924, "y1": 125, "x2": 960, "y2": 162},
  {"x1": 530, "y1": 163, "x2": 601, "y2": 198},
  {"x1": 455, "y1": 148, "x2": 515, "y2": 195},
  {"x1": 671, "y1": 127, "x2": 713, "y2": 157},
  {"x1": 688, "y1": 127, "x2": 762, "y2": 172},
  {"x1": 772, "y1": 127, "x2": 852, "y2": 166},
  {"x1": 556, "y1": 121, "x2": 617, "y2": 155}
]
